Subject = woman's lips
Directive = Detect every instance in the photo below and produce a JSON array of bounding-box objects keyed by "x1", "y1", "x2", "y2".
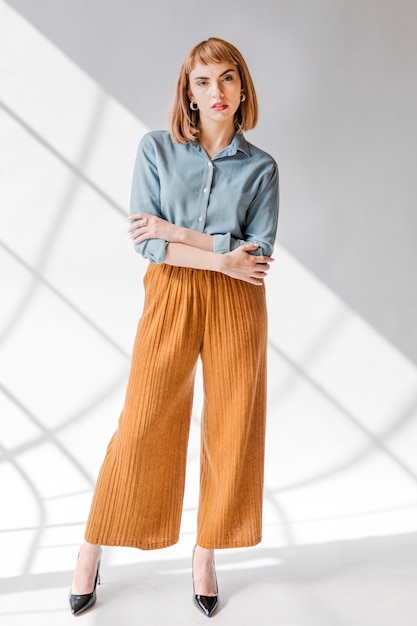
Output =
[{"x1": 212, "y1": 103, "x2": 228, "y2": 111}]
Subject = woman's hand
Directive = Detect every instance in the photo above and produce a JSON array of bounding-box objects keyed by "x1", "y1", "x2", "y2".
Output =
[
  {"x1": 217, "y1": 243, "x2": 274, "y2": 285},
  {"x1": 128, "y1": 213, "x2": 182, "y2": 244}
]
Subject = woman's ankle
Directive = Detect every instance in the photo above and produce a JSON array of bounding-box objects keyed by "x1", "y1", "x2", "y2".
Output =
[
  {"x1": 71, "y1": 543, "x2": 101, "y2": 594},
  {"x1": 79, "y1": 541, "x2": 102, "y2": 558},
  {"x1": 194, "y1": 544, "x2": 214, "y2": 562},
  {"x1": 193, "y1": 545, "x2": 217, "y2": 596}
]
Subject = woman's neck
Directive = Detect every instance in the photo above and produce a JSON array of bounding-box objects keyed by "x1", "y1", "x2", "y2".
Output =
[{"x1": 198, "y1": 121, "x2": 236, "y2": 159}]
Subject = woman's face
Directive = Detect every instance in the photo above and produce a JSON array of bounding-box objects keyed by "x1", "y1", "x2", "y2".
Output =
[{"x1": 188, "y1": 61, "x2": 242, "y2": 128}]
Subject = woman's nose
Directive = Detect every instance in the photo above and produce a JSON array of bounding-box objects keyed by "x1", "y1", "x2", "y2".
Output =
[{"x1": 212, "y1": 82, "x2": 223, "y2": 97}]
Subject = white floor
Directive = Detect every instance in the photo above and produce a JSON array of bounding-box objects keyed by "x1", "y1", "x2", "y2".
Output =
[
  {"x1": 2, "y1": 534, "x2": 417, "y2": 625},
  {"x1": 2, "y1": 533, "x2": 417, "y2": 626},
  {"x1": 1, "y1": 3, "x2": 417, "y2": 624}
]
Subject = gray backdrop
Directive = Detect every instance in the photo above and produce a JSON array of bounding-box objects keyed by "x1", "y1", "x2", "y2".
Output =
[{"x1": 6, "y1": 0, "x2": 417, "y2": 363}]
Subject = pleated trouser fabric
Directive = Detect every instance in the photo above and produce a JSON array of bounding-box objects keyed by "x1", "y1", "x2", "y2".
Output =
[{"x1": 85, "y1": 264, "x2": 267, "y2": 550}]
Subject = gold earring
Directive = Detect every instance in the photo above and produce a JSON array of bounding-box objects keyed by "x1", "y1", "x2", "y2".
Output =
[
  {"x1": 189, "y1": 101, "x2": 199, "y2": 111},
  {"x1": 240, "y1": 92, "x2": 246, "y2": 103}
]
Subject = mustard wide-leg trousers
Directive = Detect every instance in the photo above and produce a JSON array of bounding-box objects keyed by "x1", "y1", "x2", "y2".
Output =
[{"x1": 85, "y1": 264, "x2": 268, "y2": 550}]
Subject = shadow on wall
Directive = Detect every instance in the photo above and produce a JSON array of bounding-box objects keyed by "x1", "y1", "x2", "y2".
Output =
[
  {"x1": 1, "y1": 1, "x2": 417, "y2": 605},
  {"x1": 4, "y1": 0, "x2": 417, "y2": 363}
]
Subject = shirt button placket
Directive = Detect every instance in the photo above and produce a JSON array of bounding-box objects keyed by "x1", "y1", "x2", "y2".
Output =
[{"x1": 198, "y1": 161, "x2": 214, "y2": 229}]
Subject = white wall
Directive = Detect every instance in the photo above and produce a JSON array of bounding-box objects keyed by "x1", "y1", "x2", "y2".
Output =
[
  {"x1": 1, "y1": 5, "x2": 417, "y2": 624},
  {"x1": 4, "y1": 0, "x2": 417, "y2": 364}
]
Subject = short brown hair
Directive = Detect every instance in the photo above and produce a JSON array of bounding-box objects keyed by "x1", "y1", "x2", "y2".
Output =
[{"x1": 168, "y1": 37, "x2": 258, "y2": 144}]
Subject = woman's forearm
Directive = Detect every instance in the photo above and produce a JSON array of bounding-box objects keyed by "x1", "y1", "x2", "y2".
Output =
[
  {"x1": 176, "y1": 227, "x2": 214, "y2": 251},
  {"x1": 164, "y1": 242, "x2": 273, "y2": 286},
  {"x1": 128, "y1": 213, "x2": 274, "y2": 285},
  {"x1": 164, "y1": 242, "x2": 219, "y2": 270},
  {"x1": 129, "y1": 213, "x2": 214, "y2": 252}
]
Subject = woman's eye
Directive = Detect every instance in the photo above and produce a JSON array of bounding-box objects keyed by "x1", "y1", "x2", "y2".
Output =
[
  {"x1": 223, "y1": 75, "x2": 233, "y2": 82},
  {"x1": 198, "y1": 81, "x2": 208, "y2": 87}
]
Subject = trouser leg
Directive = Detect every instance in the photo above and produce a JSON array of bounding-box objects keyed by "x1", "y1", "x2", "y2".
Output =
[
  {"x1": 197, "y1": 273, "x2": 268, "y2": 548},
  {"x1": 85, "y1": 265, "x2": 203, "y2": 549}
]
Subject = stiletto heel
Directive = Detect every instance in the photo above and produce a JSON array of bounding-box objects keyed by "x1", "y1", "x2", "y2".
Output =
[
  {"x1": 69, "y1": 551, "x2": 102, "y2": 615},
  {"x1": 192, "y1": 545, "x2": 219, "y2": 618}
]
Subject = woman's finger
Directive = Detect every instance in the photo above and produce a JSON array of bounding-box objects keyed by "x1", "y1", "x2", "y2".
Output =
[{"x1": 127, "y1": 217, "x2": 149, "y2": 232}]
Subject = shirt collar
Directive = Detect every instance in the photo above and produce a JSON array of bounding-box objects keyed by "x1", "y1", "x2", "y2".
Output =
[
  {"x1": 192, "y1": 132, "x2": 251, "y2": 159},
  {"x1": 222, "y1": 132, "x2": 251, "y2": 157}
]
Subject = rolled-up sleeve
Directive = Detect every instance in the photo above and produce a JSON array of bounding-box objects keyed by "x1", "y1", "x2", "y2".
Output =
[
  {"x1": 213, "y1": 232, "x2": 232, "y2": 253},
  {"x1": 129, "y1": 134, "x2": 168, "y2": 264},
  {"x1": 228, "y1": 161, "x2": 279, "y2": 257},
  {"x1": 240, "y1": 160, "x2": 279, "y2": 256}
]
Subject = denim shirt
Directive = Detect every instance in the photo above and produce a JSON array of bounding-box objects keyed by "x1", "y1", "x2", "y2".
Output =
[{"x1": 130, "y1": 130, "x2": 279, "y2": 264}]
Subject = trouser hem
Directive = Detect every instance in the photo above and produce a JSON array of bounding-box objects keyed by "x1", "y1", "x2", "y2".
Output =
[{"x1": 84, "y1": 533, "x2": 179, "y2": 551}]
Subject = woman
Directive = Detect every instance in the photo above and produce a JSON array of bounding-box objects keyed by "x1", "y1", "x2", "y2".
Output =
[{"x1": 69, "y1": 37, "x2": 279, "y2": 618}]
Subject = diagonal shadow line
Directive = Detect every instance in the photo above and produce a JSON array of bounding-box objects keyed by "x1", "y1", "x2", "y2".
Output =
[
  {"x1": 0, "y1": 241, "x2": 130, "y2": 359},
  {"x1": 0, "y1": 93, "x2": 108, "y2": 346},
  {"x1": 0, "y1": 381, "x2": 95, "y2": 486},
  {"x1": 0, "y1": 93, "x2": 131, "y2": 349},
  {"x1": 0, "y1": 368, "x2": 127, "y2": 574},
  {"x1": 0, "y1": 98, "x2": 126, "y2": 217},
  {"x1": 1, "y1": 367, "x2": 127, "y2": 461},
  {"x1": 52, "y1": 369, "x2": 127, "y2": 434},
  {"x1": 262, "y1": 488, "x2": 296, "y2": 547},
  {"x1": 273, "y1": 394, "x2": 417, "y2": 495},
  {"x1": 268, "y1": 340, "x2": 417, "y2": 490},
  {"x1": 267, "y1": 306, "x2": 350, "y2": 409},
  {"x1": 0, "y1": 442, "x2": 45, "y2": 576}
]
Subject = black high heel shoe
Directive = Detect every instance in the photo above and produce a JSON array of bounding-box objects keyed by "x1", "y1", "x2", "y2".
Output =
[
  {"x1": 69, "y1": 552, "x2": 101, "y2": 615},
  {"x1": 192, "y1": 545, "x2": 219, "y2": 618}
]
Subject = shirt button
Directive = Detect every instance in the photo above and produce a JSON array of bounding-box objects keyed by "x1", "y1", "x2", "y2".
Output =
[
  {"x1": 203, "y1": 187, "x2": 208, "y2": 193},
  {"x1": 198, "y1": 216, "x2": 203, "y2": 222},
  {"x1": 208, "y1": 162, "x2": 212, "y2": 167}
]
